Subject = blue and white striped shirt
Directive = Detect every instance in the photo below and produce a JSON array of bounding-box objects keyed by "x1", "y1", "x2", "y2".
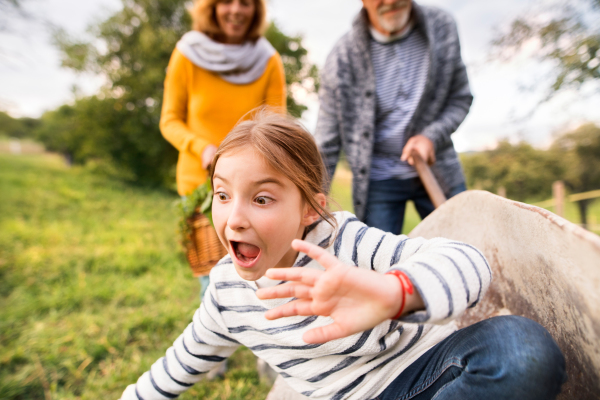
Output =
[
  {"x1": 121, "y1": 211, "x2": 491, "y2": 400},
  {"x1": 369, "y1": 26, "x2": 429, "y2": 181}
]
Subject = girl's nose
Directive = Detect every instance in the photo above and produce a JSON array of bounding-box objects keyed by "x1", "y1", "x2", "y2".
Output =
[{"x1": 227, "y1": 200, "x2": 250, "y2": 231}]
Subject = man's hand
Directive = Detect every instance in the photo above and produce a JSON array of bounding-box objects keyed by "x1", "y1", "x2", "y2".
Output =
[
  {"x1": 256, "y1": 239, "x2": 423, "y2": 344},
  {"x1": 401, "y1": 135, "x2": 435, "y2": 166},
  {"x1": 201, "y1": 144, "x2": 217, "y2": 170}
]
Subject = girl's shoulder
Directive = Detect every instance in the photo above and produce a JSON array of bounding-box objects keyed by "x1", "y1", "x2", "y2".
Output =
[
  {"x1": 304, "y1": 211, "x2": 362, "y2": 244},
  {"x1": 332, "y1": 210, "x2": 359, "y2": 225}
]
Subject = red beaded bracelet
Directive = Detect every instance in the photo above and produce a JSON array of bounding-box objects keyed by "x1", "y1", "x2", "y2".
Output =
[{"x1": 385, "y1": 270, "x2": 414, "y2": 319}]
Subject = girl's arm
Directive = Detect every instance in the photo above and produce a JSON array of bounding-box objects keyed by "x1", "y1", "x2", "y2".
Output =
[
  {"x1": 159, "y1": 49, "x2": 211, "y2": 159},
  {"x1": 257, "y1": 217, "x2": 491, "y2": 344},
  {"x1": 120, "y1": 292, "x2": 238, "y2": 400}
]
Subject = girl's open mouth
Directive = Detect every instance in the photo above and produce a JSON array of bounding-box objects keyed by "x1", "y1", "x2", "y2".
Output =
[{"x1": 230, "y1": 241, "x2": 261, "y2": 268}]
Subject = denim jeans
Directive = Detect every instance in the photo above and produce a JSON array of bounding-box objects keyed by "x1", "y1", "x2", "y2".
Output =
[
  {"x1": 374, "y1": 316, "x2": 566, "y2": 400},
  {"x1": 364, "y1": 178, "x2": 466, "y2": 235}
]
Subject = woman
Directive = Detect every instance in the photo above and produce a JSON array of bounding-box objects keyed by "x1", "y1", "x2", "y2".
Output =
[{"x1": 160, "y1": 0, "x2": 286, "y2": 300}]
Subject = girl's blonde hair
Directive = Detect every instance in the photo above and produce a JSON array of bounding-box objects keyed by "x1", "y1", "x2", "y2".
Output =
[
  {"x1": 210, "y1": 109, "x2": 336, "y2": 229},
  {"x1": 190, "y1": 0, "x2": 267, "y2": 42}
]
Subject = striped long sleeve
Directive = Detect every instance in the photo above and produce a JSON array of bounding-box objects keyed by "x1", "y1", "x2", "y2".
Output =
[{"x1": 121, "y1": 290, "x2": 239, "y2": 400}]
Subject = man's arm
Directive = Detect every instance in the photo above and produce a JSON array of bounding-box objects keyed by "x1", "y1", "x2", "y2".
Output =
[
  {"x1": 420, "y1": 18, "x2": 473, "y2": 152},
  {"x1": 314, "y1": 53, "x2": 342, "y2": 184}
]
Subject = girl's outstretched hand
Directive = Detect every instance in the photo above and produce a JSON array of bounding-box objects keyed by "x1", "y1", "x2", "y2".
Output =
[{"x1": 256, "y1": 239, "x2": 417, "y2": 344}]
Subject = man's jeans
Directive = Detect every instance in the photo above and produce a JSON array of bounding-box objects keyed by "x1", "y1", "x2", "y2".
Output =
[
  {"x1": 374, "y1": 316, "x2": 566, "y2": 400},
  {"x1": 364, "y1": 178, "x2": 466, "y2": 234}
]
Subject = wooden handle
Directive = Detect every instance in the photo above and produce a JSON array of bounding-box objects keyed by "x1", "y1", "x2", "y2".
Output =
[{"x1": 411, "y1": 151, "x2": 447, "y2": 208}]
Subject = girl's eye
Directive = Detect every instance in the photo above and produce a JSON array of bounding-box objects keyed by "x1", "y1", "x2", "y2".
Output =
[
  {"x1": 216, "y1": 192, "x2": 229, "y2": 201},
  {"x1": 254, "y1": 196, "x2": 273, "y2": 205}
]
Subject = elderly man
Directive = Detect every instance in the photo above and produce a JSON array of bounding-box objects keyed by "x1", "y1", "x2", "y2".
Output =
[{"x1": 316, "y1": 0, "x2": 472, "y2": 234}]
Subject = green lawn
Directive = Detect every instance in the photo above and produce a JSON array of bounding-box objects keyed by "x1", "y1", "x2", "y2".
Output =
[{"x1": 0, "y1": 153, "x2": 271, "y2": 400}]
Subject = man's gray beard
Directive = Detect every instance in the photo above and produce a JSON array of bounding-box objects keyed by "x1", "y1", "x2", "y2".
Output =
[{"x1": 378, "y1": 11, "x2": 410, "y2": 33}]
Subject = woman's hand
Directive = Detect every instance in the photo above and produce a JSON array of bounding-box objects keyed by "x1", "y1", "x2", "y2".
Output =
[
  {"x1": 202, "y1": 144, "x2": 218, "y2": 170},
  {"x1": 256, "y1": 239, "x2": 423, "y2": 344}
]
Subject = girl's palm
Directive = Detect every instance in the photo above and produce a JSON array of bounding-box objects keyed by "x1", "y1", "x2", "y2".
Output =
[{"x1": 256, "y1": 239, "x2": 400, "y2": 344}]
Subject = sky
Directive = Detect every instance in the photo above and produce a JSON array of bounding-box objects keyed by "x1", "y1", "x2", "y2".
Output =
[{"x1": 1, "y1": 0, "x2": 599, "y2": 152}]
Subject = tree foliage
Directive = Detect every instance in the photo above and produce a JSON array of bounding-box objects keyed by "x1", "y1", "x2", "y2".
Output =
[
  {"x1": 550, "y1": 123, "x2": 600, "y2": 225},
  {"x1": 264, "y1": 22, "x2": 319, "y2": 117},
  {"x1": 462, "y1": 124, "x2": 600, "y2": 226},
  {"x1": 0, "y1": 111, "x2": 39, "y2": 139},
  {"x1": 492, "y1": 0, "x2": 600, "y2": 102},
  {"x1": 46, "y1": 0, "x2": 317, "y2": 188},
  {"x1": 461, "y1": 140, "x2": 564, "y2": 202},
  {"x1": 0, "y1": 0, "x2": 26, "y2": 32}
]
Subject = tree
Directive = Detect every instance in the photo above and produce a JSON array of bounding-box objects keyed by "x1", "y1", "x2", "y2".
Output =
[
  {"x1": 492, "y1": 0, "x2": 600, "y2": 109},
  {"x1": 461, "y1": 140, "x2": 564, "y2": 202},
  {"x1": 550, "y1": 123, "x2": 600, "y2": 227},
  {"x1": 0, "y1": 0, "x2": 25, "y2": 32},
  {"x1": 264, "y1": 22, "x2": 319, "y2": 117},
  {"x1": 50, "y1": 0, "x2": 318, "y2": 187},
  {"x1": 0, "y1": 111, "x2": 39, "y2": 139}
]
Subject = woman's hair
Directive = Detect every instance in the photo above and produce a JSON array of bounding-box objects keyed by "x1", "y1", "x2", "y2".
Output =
[
  {"x1": 211, "y1": 109, "x2": 337, "y2": 228},
  {"x1": 190, "y1": 0, "x2": 267, "y2": 42}
]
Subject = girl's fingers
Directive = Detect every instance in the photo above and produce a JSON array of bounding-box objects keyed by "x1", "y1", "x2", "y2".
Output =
[
  {"x1": 302, "y1": 323, "x2": 347, "y2": 344},
  {"x1": 256, "y1": 282, "x2": 312, "y2": 300},
  {"x1": 265, "y1": 266, "x2": 322, "y2": 285},
  {"x1": 264, "y1": 299, "x2": 314, "y2": 320},
  {"x1": 291, "y1": 239, "x2": 341, "y2": 271}
]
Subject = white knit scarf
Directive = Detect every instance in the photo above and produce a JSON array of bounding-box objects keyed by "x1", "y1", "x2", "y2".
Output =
[{"x1": 176, "y1": 31, "x2": 276, "y2": 85}]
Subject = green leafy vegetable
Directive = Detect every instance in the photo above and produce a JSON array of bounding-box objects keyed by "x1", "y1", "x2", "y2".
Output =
[{"x1": 178, "y1": 179, "x2": 214, "y2": 246}]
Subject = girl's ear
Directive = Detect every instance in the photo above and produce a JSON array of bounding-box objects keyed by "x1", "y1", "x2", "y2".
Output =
[{"x1": 301, "y1": 193, "x2": 327, "y2": 226}]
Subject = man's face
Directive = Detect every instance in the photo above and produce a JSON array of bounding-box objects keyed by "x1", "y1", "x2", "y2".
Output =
[{"x1": 362, "y1": 0, "x2": 412, "y2": 35}]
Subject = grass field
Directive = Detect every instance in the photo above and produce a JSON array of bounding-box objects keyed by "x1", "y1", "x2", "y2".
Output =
[{"x1": 0, "y1": 153, "x2": 271, "y2": 399}]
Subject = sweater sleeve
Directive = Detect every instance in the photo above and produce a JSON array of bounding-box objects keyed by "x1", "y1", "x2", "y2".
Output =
[
  {"x1": 120, "y1": 288, "x2": 239, "y2": 400},
  {"x1": 264, "y1": 53, "x2": 287, "y2": 112},
  {"x1": 314, "y1": 49, "x2": 342, "y2": 182},
  {"x1": 389, "y1": 236, "x2": 491, "y2": 325},
  {"x1": 330, "y1": 212, "x2": 491, "y2": 326},
  {"x1": 420, "y1": 16, "x2": 473, "y2": 152},
  {"x1": 159, "y1": 49, "x2": 211, "y2": 158}
]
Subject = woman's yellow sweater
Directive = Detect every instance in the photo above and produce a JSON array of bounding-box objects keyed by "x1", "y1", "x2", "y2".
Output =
[{"x1": 160, "y1": 48, "x2": 286, "y2": 195}]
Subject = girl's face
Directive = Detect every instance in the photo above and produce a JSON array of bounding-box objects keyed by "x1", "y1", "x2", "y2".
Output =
[
  {"x1": 212, "y1": 148, "x2": 320, "y2": 281},
  {"x1": 215, "y1": 0, "x2": 256, "y2": 44}
]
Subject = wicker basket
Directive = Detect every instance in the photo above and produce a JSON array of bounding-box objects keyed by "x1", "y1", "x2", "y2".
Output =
[{"x1": 185, "y1": 211, "x2": 227, "y2": 277}]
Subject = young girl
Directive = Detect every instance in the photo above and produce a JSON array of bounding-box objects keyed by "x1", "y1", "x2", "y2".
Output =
[{"x1": 121, "y1": 112, "x2": 565, "y2": 400}]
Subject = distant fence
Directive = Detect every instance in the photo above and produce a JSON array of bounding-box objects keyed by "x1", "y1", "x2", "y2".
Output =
[
  {"x1": 494, "y1": 182, "x2": 600, "y2": 231},
  {"x1": 528, "y1": 182, "x2": 600, "y2": 231}
]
